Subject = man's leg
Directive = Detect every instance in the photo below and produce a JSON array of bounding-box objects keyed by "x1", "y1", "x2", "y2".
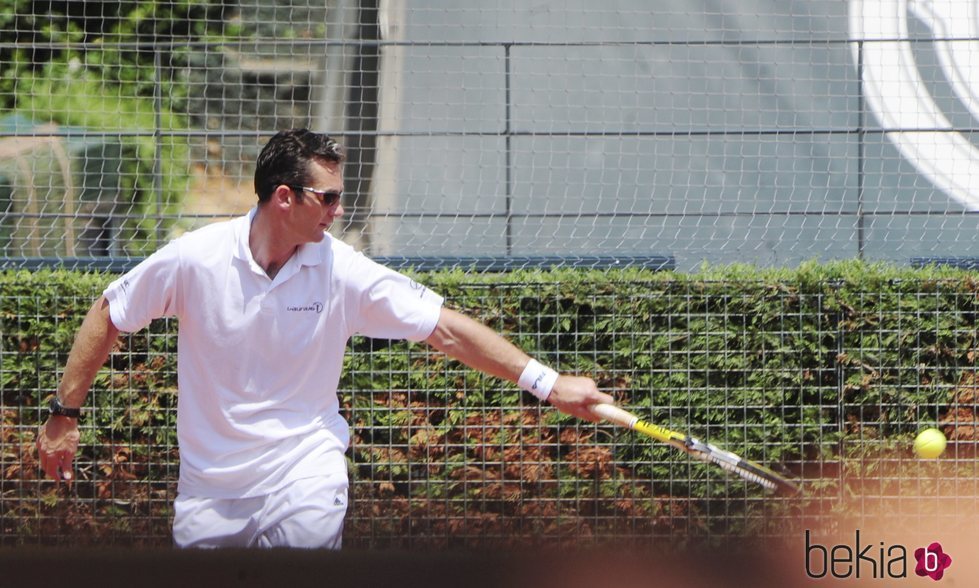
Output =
[
  {"x1": 172, "y1": 493, "x2": 265, "y2": 548},
  {"x1": 255, "y1": 474, "x2": 348, "y2": 549}
]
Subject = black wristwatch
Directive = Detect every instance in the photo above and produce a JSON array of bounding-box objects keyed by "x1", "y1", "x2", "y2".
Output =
[{"x1": 48, "y1": 397, "x2": 81, "y2": 418}]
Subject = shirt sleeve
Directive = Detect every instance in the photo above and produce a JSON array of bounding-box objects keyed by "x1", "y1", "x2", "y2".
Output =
[
  {"x1": 346, "y1": 254, "x2": 444, "y2": 341},
  {"x1": 103, "y1": 240, "x2": 181, "y2": 333}
]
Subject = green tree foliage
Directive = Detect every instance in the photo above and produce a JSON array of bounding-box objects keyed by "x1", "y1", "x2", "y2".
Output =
[
  {"x1": 0, "y1": 1, "x2": 236, "y2": 253},
  {"x1": 1, "y1": 0, "x2": 233, "y2": 108}
]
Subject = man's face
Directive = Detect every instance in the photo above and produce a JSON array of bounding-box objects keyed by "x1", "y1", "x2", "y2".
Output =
[{"x1": 289, "y1": 158, "x2": 344, "y2": 244}]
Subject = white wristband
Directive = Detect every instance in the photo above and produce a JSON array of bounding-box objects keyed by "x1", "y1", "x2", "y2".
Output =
[{"x1": 518, "y1": 359, "x2": 559, "y2": 402}]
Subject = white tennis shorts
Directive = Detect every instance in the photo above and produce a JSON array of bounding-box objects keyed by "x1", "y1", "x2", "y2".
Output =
[{"x1": 172, "y1": 474, "x2": 348, "y2": 549}]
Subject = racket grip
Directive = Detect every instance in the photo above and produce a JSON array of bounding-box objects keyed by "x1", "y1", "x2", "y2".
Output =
[{"x1": 589, "y1": 403, "x2": 639, "y2": 429}]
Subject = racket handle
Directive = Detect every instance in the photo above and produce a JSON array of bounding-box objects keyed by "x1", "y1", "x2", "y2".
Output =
[{"x1": 589, "y1": 403, "x2": 639, "y2": 429}]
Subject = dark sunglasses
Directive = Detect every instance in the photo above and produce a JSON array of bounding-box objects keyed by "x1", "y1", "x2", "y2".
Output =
[{"x1": 290, "y1": 185, "x2": 342, "y2": 207}]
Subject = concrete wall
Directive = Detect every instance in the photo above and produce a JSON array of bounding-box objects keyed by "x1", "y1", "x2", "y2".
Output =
[{"x1": 365, "y1": 0, "x2": 979, "y2": 270}]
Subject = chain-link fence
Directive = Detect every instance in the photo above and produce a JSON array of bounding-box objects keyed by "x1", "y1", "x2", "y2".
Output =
[
  {"x1": 3, "y1": 0, "x2": 979, "y2": 552},
  {"x1": 3, "y1": 1, "x2": 979, "y2": 271},
  {"x1": 3, "y1": 272, "x2": 977, "y2": 547}
]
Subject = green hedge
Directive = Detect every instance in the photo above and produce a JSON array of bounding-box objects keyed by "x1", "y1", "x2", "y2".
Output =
[{"x1": 2, "y1": 261, "x2": 977, "y2": 546}]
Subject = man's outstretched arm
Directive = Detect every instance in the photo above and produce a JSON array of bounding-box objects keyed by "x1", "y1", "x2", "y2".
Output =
[
  {"x1": 424, "y1": 307, "x2": 614, "y2": 420},
  {"x1": 36, "y1": 296, "x2": 119, "y2": 481}
]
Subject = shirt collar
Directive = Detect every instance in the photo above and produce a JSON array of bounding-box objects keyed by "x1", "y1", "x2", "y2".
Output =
[
  {"x1": 234, "y1": 207, "x2": 326, "y2": 272},
  {"x1": 232, "y1": 208, "x2": 257, "y2": 265}
]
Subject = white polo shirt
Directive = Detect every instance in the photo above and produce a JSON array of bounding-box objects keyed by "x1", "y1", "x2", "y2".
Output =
[{"x1": 103, "y1": 209, "x2": 444, "y2": 498}]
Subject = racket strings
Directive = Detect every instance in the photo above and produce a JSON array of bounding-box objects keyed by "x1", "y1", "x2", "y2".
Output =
[
  {"x1": 633, "y1": 417, "x2": 798, "y2": 494},
  {"x1": 712, "y1": 458, "x2": 778, "y2": 490},
  {"x1": 687, "y1": 438, "x2": 782, "y2": 491}
]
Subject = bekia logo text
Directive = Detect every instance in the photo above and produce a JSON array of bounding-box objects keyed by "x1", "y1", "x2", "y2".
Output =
[{"x1": 805, "y1": 531, "x2": 951, "y2": 580}]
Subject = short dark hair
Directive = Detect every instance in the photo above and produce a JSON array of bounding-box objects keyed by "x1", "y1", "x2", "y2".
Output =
[{"x1": 253, "y1": 129, "x2": 344, "y2": 203}]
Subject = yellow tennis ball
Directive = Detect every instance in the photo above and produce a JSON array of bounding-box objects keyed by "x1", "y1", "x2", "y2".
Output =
[{"x1": 914, "y1": 428, "x2": 947, "y2": 459}]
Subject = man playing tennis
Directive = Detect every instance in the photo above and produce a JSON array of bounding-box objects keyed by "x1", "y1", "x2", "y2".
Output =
[{"x1": 36, "y1": 128, "x2": 614, "y2": 548}]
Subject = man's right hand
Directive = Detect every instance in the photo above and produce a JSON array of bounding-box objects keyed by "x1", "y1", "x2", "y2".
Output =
[{"x1": 37, "y1": 416, "x2": 80, "y2": 482}]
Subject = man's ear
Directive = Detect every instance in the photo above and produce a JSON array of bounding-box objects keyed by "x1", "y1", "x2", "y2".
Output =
[{"x1": 271, "y1": 184, "x2": 295, "y2": 209}]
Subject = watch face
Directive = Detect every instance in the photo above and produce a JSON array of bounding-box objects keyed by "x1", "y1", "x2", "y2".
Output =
[{"x1": 49, "y1": 397, "x2": 80, "y2": 417}]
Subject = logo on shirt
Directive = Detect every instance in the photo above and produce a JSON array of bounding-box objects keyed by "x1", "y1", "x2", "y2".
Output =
[
  {"x1": 286, "y1": 301, "x2": 324, "y2": 314},
  {"x1": 409, "y1": 280, "x2": 428, "y2": 299}
]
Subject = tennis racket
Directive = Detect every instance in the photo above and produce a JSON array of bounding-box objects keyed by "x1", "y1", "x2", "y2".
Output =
[{"x1": 590, "y1": 403, "x2": 800, "y2": 495}]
